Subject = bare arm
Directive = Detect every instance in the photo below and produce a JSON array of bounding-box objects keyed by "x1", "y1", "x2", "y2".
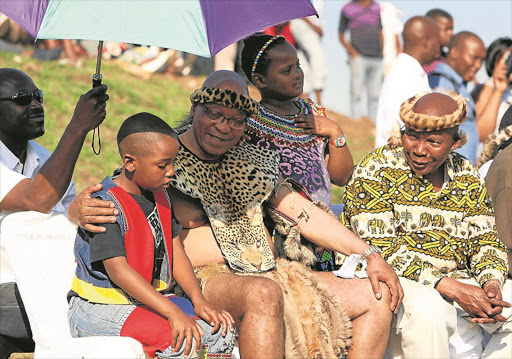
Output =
[
  {"x1": 302, "y1": 17, "x2": 323, "y2": 36},
  {"x1": 379, "y1": 30, "x2": 384, "y2": 57},
  {"x1": 0, "y1": 85, "x2": 109, "y2": 214},
  {"x1": 269, "y1": 182, "x2": 403, "y2": 312},
  {"x1": 325, "y1": 136, "x2": 354, "y2": 187},
  {"x1": 475, "y1": 59, "x2": 509, "y2": 140},
  {"x1": 339, "y1": 32, "x2": 359, "y2": 59},
  {"x1": 293, "y1": 114, "x2": 354, "y2": 186},
  {"x1": 436, "y1": 277, "x2": 510, "y2": 323},
  {"x1": 474, "y1": 84, "x2": 494, "y2": 116}
]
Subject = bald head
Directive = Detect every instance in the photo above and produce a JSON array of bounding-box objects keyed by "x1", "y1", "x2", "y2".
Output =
[
  {"x1": 412, "y1": 93, "x2": 458, "y2": 117},
  {"x1": 0, "y1": 68, "x2": 32, "y2": 87},
  {"x1": 447, "y1": 31, "x2": 486, "y2": 81},
  {"x1": 402, "y1": 16, "x2": 440, "y2": 64},
  {"x1": 449, "y1": 31, "x2": 484, "y2": 51},
  {"x1": 0, "y1": 68, "x2": 36, "y2": 100},
  {"x1": 403, "y1": 16, "x2": 438, "y2": 46},
  {"x1": 202, "y1": 70, "x2": 248, "y2": 95}
]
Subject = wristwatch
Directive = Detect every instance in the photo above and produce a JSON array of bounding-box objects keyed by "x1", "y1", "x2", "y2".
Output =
[
  {"x1": 360, "y1": 245, "x2": 382, "y2": 262},
  {"x1": 329, "y1": 134, "x2": 347, "y2": 148}
]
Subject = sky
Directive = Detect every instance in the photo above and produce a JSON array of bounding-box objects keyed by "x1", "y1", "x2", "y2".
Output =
[{"x1": 320, "y1": 0, "x2": 512, "y2": 115}]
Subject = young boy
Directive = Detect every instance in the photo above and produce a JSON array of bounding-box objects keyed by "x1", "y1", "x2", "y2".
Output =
[{"x1": 68, "y1": 113, "x2": 235, "y2": 359}]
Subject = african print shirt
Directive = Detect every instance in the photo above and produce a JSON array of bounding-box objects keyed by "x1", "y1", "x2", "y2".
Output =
[
  {"x1": 245, "y1": 98, "x2": 331, "y2": 206},
  {"x1": 341, "y1": 145, "x2": 508, "y2": 288}
]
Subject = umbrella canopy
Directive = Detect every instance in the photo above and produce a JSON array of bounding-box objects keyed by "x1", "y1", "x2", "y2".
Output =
[{"x1": 0, "y1": 0, "x2": 317, "y2": 58}]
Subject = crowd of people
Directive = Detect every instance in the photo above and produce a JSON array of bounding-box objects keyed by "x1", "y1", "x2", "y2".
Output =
[{"x1": 1, "y1": 1, "x2": 512, "y2": 359}]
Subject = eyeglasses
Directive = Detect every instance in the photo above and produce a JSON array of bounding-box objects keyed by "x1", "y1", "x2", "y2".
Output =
[
  {"x1": 0, "y1": 89, "x2": 44, "y2": 106},
  {"x1": 201, "y1": 104, "x2": 246, "y2": 129}
]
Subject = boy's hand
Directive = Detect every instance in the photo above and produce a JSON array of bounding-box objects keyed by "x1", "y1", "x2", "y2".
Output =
[
  {"x1": 168, "y1": 310, "x2": 204, "y2": 357},
  {"x1": 193, "y1": 299, "x2": 235, "y2": 337}
]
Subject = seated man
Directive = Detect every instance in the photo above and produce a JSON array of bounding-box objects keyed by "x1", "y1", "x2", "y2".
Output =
[
  {"x1": 70, "y1": 70, "x2": 403, "y2": 359},
  {"x1": 0, "y1": 68, "x2": 109, "y2": 357},
  {"x1": 342, "y1": 91, "x2": 511, "y2": 358}
]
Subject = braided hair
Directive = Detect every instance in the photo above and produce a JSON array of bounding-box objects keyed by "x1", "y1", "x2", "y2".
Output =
[{"x1": 241, "y1": 34, "x2": 287, "y2": 83}]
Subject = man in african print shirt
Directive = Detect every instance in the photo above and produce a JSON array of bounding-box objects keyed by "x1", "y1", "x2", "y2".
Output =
[{"x1": 342, "y1": 91, "x2": 511, "y2": 359}]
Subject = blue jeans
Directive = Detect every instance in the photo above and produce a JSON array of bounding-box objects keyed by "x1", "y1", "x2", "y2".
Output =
[
  {"x1": 349, "y1": 55, "x2": 383, "y2": 122},
  {"x1": 68, "y1": 296, "x2": 235, "y2": 359}
]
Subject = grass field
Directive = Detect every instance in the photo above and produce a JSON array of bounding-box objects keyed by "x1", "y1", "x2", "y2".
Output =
[{"x1": 0, "y1": 52, "x2": 374, "y2": 204}]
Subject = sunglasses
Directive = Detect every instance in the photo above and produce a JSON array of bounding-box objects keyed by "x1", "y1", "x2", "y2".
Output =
[{"x1": 0, "y1": 89, "x2": 44, "y2": 106}]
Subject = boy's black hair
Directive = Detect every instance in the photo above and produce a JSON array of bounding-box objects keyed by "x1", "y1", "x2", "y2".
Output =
[
  {"x1": 425, "y1": 8, "x2": 453, "y2": 21},
  {"x1": 241, "y1": 33, "x2": 287, "y2": 83},
  {"x1": 117, "y1": 112, "x2": 178, "y2": 155},
  {"x1": 485, "y1": 37, "x2": 512, "y2": 77}
]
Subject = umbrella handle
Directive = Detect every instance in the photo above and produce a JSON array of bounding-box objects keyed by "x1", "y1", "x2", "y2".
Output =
[{"x1": 92, "y1": 41, "x2": 104, "y2": 155}]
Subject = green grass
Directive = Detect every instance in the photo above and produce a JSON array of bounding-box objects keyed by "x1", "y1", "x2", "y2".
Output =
[
  {"x1": 1, "y1": 52, "x2": 371, "y2": 204},
  {"x1": 1, "y1": 52, "x2": 191, "y2": 190}
]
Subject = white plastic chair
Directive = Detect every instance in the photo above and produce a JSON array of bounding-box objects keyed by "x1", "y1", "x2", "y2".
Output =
[{"x1": 1, "y1": 212, "x2": 145, "y2": 358}]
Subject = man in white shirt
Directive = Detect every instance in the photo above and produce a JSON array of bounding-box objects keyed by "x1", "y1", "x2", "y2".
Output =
[
  {"x1": 375, "y1": 16, "x2": 440, "y2": 147},
  {"x1": 0, "y1": 68, "x2": 109, "y2": 357}
]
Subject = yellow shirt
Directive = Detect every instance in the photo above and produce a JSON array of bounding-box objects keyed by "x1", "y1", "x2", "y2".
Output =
[{"x1": 341, "y1": 145, "x2": 508, "y2": 288}]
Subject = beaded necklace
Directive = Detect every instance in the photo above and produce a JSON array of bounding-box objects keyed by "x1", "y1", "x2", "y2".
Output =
[{"x1": 246, "y1": 98, "x2": 326, "y2": 148}]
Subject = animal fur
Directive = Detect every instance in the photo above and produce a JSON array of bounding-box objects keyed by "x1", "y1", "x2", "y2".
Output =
[
  {"x1": 195, "y1": 259, "x2": 352, "y2": 358},
  {"x1": 269, "y1": 189, "x2": 345, "y2": 267},
  {"x1": 477, "y1": 124, "x2": 512, "y2": 168}
]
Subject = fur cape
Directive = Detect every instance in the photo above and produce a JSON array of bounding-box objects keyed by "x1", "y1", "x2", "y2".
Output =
[{"x1": 195, "y1": 259, "x2": 352, "y2": 358}]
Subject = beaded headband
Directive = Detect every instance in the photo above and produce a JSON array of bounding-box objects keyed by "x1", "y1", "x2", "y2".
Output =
[
  {"x1": 190, "y1": 87, "x2": 259, "y2": 117},
  {"x1": 250, "y1": 35, "x2": 284, "y2": 78},
  {"x1": 399, "y1": 91, "x2": 467, "y2": 132}
]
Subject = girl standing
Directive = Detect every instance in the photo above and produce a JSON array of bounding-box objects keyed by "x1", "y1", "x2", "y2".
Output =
[{"x1": 241, "y1": 34, "x2": 354, "y2": 270}]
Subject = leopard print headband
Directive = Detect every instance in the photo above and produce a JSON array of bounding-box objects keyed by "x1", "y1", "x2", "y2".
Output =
[
  {"x1": 190, "y1": 87, "x2": 259, "y2": 117},
  {"x1": 399, "y1": 91, "x2": 468, "y2": 132}
]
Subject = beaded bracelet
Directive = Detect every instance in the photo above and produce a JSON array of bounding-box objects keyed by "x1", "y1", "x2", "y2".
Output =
[{"x1": 251, "y1": 35, "x2": 284, "y2": 78}]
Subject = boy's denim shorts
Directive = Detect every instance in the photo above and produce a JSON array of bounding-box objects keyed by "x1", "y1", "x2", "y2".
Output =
[{"x1": 68, "y1": 296, "x2": 235, "y2": 358}]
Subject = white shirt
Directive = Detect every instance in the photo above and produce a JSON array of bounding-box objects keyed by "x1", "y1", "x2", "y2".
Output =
[
  {"x1": 0, "y1": 162, "x2": 27, "y2": 206},
  {"x1": 0, "y1": 163, "x2": 28, "y2": 283},
  {"x1": 380, "y1": 2, "x2": 403, "y2": 69},
  {"x1": 375, "y1": 53, "x2": 430, "y2": 148},
  {"x1": 0, "y1": 140, "x2": 76, "y2": 284},
  {"x1": 0, "y1": 140, "x2": 76, "y2": 214}
]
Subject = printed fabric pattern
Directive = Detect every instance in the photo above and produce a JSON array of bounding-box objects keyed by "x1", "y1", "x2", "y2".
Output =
[
  {"x1": 245, "y1": 98, "x2": 332, "y2": 206},
  {"x1": 341, "y1": 145, "x2": 508, "y2": 288}
]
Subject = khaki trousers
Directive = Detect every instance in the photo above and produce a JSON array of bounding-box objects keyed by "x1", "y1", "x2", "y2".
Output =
[{"x1": 385, "y1": 277, "x2": 511, "y2": 359}]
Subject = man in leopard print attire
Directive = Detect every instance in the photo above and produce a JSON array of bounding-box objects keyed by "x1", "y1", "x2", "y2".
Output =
[{"x1": 70, "y1": 71, "x2": 402, "y2": 359}]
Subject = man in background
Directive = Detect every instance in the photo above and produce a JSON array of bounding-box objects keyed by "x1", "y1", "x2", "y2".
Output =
[
  {"x1": 375, "y1": 16, "x2": 440, "y2": 147},
  {"x1": 339, "y1": 0, "x2": 384, "y2": 122},
  {"x1": 429, "y1": 31, "x2": 486, "y2": 163},
  {"x1": 423, "y1": 8, "x2": 454, "y2": 74}
]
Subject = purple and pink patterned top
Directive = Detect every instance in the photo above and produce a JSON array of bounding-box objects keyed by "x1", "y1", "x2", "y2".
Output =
[
  {"x1": 245, "y1": 98, "x2": 332, "y2": 206},
  {"x1": 338, "y1": 0, "x2": 382, "y2": 58}
]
